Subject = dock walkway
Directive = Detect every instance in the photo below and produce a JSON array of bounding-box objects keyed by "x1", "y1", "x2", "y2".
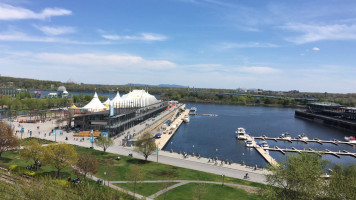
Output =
[
  {"x1": 265, "y1": 147, "x2": 356, "y2": 158},
  {"x1": 253, "y1": 136, "x2": 356, "y2": 146},
  {"x1": 245, "y1": 135, "x2": 279, "y2": 166},
  {"x1": 156, "y1": 109, "x2": 190, "y2": 149}
]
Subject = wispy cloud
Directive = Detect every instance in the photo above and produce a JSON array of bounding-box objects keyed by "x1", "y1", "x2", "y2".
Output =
[
  {"x1": 34, "y1": 25, "x2": 76, "y2": 35},
  {"x1": 312, "y1": 47, "x2": 320, "y2": 51},
  {"x1": 283, "y1": 23, "x2": 356, "y2": 44},
  {"x1": 238, "y1": 66, "x2": 280, "y2": 74},
  {"x1": 0, "y1": 31, "x2": 109, "y2": 45},
  {"x1": 101, "y1": 33, "x2": 167, "y2": 41},
  {"x1": 216, "y1": 42, "x2": 279, "y2": 50},
  {"x1": 0, "y1": 3, "x2": 71, "y2": 20}
]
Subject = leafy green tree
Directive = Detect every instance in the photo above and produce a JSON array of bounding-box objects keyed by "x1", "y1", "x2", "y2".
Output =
[
  {"x1": 134, "y1": 132, "x2": 156, "y2": 161},
  {"x1": 327, "y1": 164, "x2": 356, "y2": 200},
  {"x1": 263, "y1": 153, "x2": 328, "y2": 200},
  {"x1": 20, "y1": 140, "x2": 43, "y2": 170},
  {"x1": 43, "y1": 143, "x2": 78, "y2": 177},
  {"x1": 95, "y1": 136, "x2": 114, "y2": 152}
]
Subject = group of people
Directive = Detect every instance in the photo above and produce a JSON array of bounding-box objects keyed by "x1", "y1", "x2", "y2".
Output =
[{"x1": 67, "y1": 177, "x2": 81, "y2": 184}]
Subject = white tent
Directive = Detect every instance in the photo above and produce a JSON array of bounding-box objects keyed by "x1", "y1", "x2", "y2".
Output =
[
  {"x1": 83, "y1": 92, "x2": 107, "y2": 112},
  {"x1": 112, "y1": 90, "x2": 159, "y2": 108},
  {"x1": 103, "y1": 98, "x2": 111, "y2": 105}
]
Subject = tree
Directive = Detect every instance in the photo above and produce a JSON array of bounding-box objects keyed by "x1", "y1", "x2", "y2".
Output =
[
  {"x1": 263, "y1": 153, "x2": 328, "y2": 200},
  {"x1": 327, "y1": 164, "x2": 356, "y2": 200},
  {"x1": 20, "y1": 139, "x2": 43, "y2": 170},
  {"x1": 134, "y1": 132, "x2": 156, "y2": 161},
  {"x1": 43, "y1": 143, "x2": 78, "y2": 177},
  {"x1": 0, "y1": 122, "x2": 19, "y2": 157},
  {"x1": 95, "y1": 136, "x2": 114, "y2": 152},
  {"x1": 75, "y1": 152, "x2": 98, "y2": 178},
  {"x1": 126, "y1": 164, "x2": 142, "y2": 199}
]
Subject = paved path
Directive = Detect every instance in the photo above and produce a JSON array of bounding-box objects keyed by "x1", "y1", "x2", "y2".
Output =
[{"x1": 110, "y1": 179, "x2": 258, "y2": 199}]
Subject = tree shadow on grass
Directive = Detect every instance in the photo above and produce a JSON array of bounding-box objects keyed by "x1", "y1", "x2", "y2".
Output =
[
  {"x1": 126, "y1": 159, "x2": 150, "y2": 165},
  {"x1": 0, "y1": 157, "x2": 12, "y2": 163}
]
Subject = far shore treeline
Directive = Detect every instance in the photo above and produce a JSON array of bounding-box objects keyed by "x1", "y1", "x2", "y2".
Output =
[{"x1": 1, "y1": 76, "x2": 356, "y2": 112}]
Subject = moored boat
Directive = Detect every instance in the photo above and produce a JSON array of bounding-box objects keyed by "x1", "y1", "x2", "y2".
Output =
[
  {"x1": 189, "y1": 107, "x2": 197, "y2": 115},
  {"x1": 245, "y1": 140, "x2": 253, "y2": 147},
  {"x1": 279, "y1": 133, "x2": 291, "y2": 140},
  {"x1": 236, "y1": 127, "x2": 247, "y2": 140},
  {"x1": 183, "y1": 115, "x2": 190, "y2": 123},
  {"x1": 261, "y1": 141, "x2": 269, "y2": 149},
  {"x1": 344, "y1": 136, "x2": 356, "y2": 143},
  {"x1": 296, "y1": 133, "x2": 309, "y2": 140}
]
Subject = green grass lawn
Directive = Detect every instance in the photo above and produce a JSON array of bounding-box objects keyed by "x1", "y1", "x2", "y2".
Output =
[
  {"x1": 20, "y1": 137, "x2": 55, "y2": 145},
  {"x1": 75, "y1": 147, "x2": 265, "y2": 188},
  {"x1": 156, "y1": 183, "x2": 262, "y2": 200},
  {"x1": 114, "y1": 182, "x2": 177, "y2": 197}
]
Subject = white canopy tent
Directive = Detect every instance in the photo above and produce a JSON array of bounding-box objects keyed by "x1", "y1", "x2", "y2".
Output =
[
  {"x1": 83, "y1": 92, "x2": 107, "y2": 112},
  {"x1": 112, "y1": 89, "x2": 159, "y2": 108}
]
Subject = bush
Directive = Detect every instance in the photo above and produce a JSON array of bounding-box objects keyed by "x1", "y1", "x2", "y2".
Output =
[
  {"x1": 53, "y1": 179, "x2": 70, "y2": 187},
  {"x1": 9, "y1": 165, "x2": 36, "y2": 177}
]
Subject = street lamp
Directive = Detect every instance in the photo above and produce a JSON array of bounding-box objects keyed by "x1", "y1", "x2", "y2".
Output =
[
  {"x1": 215, "y1": 148, "x2": 218, "y2": 159},
  {"x1": 171, "y1": 142, "x2": 173, "y2": 152},
  {"x1": 104, "y1": 171, "x2": 106, "y2": 185},
  {"x1": 221, "y1": 174, "x2": 225, "y2": 186},
  {"x1": 193, "y1": 145, "x2": 195, "y2": 155}
]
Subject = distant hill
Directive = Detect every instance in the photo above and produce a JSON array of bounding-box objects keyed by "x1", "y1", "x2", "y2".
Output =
[{"x1": 125, "y1": 83, "x2": 187, "y2": 88}]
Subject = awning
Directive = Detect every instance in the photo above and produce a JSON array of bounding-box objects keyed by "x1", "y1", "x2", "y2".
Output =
[{"x1": 155, "y1": 133, "x2": 162, "y2": 137}]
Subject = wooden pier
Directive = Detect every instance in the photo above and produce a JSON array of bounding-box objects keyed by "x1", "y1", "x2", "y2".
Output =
[
  {"x1": 245, "y1": 134, "x2": 279, "y2": 166},
  {"x1": 190, "y1": 113, "x2": 218, "y2": 117},
  {"x1": 264, "y1": 146, "x2": 356, "y2": 158},
  {"x1": 253, "y1": 136, "x2": 356, "y2": 146}
]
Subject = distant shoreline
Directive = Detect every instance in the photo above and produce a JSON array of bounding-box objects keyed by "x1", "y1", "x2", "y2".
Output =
[{"x1": 180, "y1": 100, "x2": 306, "y2": 109}]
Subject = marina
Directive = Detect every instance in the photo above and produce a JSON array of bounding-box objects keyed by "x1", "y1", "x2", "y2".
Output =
[{"x1": 264, "y1": 146, "x2": 356, "y2": 158}]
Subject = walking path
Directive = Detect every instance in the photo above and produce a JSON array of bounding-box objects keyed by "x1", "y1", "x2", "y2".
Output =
[{"x1": 110, "y1": 179, "x2": 258, "y2": 199}]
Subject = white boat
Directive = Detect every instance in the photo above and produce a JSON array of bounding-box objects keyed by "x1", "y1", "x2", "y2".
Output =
[
  {"x1": 279, "y1": 133, "x2": 291, "y2": 140},
  {"x1": 183, "y1": 115, "x2": 190, "y2": 123},
  {"x1": 261, "y1": 141, "x2": 269, "y2": 149},
  {"x1": 235, "y1": 127, "x2": 247, "y2": 140},
  {"x1": 189, "y1": 107, "x2": 197, "y2": 115},
  {"x1": 245, "y1": 140, "x2": 253, "y2": 147},
  {"x1": 296, "y1": 133, "x2": 309, "y2": 140},
  {"x1": 345, "y1": 136, "x2": 356, "y2": 143}
]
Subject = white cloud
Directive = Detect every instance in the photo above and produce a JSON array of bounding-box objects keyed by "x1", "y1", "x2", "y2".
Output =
[
  {"x1": 0, "y1": 3, "x2": 71, "y2": 20},
  {"x1": 101, "y1": 33, "x2": 167, "y2": 41},
  {"x1": 283, "y1": 23, "x2": 356, "y2": 44},
  {"x1": 312, "y1": 47, "x2": 320, "y2": 51},
  {"x1": 34, "y1": 25, "x2": 76, "y2": 35},
  {"x1": 33, "y1": 53, "x2": 176, "y2": 70},
  {"x1": 0, "y1": 30, "x2": 109, "y2": 45},
  {"x1": 238, "y1": 66, "x2": 280, "y2": 74},
  {"x1": 216, "y1": 42, "x2": 279, "y2": 50}
]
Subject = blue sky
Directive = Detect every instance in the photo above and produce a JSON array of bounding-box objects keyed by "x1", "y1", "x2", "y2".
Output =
[{"x1": 1, "y1": 0, "x2": 356, "y2": 93}]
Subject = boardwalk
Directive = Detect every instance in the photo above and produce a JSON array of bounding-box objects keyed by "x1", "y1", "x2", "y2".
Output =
[
  {"x1": 253, "y1": 136, "x2": 356, "y2": 146},
  {"x1": 155, "y1": 109, "x2": 189, "y2": 149},
  {"x1": 245, "y1": 134, "x2": 279, "y2": 166},
  {"x1": 265, "y1": 146, "x2": 356, "y2": 158}
]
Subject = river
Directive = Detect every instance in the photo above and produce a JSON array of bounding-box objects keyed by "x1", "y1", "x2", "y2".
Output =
[{"x1": 162, "y1": 103, "x2": 356, "y2": 167}]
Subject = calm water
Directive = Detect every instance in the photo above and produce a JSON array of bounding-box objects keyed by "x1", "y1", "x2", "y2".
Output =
[{"x1": 163, "y1": 103, "x2": 356, "y2": 167}]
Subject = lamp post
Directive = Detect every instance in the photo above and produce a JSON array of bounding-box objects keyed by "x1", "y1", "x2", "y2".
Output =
[
  {"x1": 104, "y1": 171, "x2": 106, "y2": 185},
  {"x1": 216, "y1": 148, "x2": 218, "y2": 159},
  {"x1": 171, "y1": 142, "x2": 173, "y2": 152},
  {"x1": 193, "y1": 145, "x2": 195, "y2": 155},
  {"x1": 221, "y1": 174, "x2": 225, "y2": 186}
]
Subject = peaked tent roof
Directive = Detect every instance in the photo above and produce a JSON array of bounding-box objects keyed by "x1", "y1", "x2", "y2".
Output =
[
  {"x1": 83, "y1": 92, "x2": 107, "y2": 111},
  {"x1": 111, "y1": 91, "x2": 122, "y2": 105},
  {"x1": 103, "y1": 98, "x2": 111, "y2": 105}
]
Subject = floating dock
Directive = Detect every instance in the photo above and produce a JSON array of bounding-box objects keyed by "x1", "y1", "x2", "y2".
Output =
[
  {"x1": 264, "y1": 146, "x2": 356, "y2": 158},
  {"x1": 253, "y1": 136, "x2": 356, "y2": 146},
  {"x1": 190, "y1": 113, "x2": 218, "y2": 117},
  {"x1": 245, "y1": 134, "x2": 279, "y2": 166}
]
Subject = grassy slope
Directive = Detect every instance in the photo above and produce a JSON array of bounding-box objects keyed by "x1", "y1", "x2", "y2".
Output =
[
  {"x1": 114, "y1": 182, "x2": 177, "y2": 197},
  {"x1": 156, "y1": 183, "x2": 262, "y2": 200}
]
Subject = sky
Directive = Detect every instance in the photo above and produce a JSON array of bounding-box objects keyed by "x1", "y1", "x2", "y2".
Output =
[{"x1": 1, "y1": 0, "x2": 356, "y2": 93}]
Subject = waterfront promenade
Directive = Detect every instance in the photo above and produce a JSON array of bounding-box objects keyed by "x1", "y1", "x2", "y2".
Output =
[{"x1": 8, "y1": 119, "x2": 268, "y2": 184}]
